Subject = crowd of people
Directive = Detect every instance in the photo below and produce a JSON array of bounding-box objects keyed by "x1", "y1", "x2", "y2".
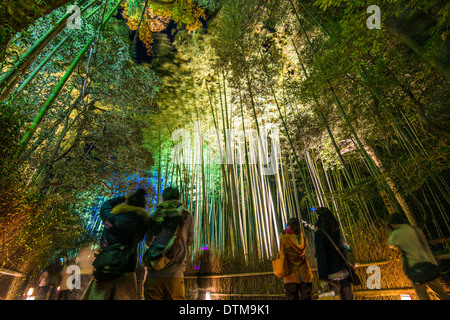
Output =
[
  {"x1": 38, "y1": 187, "x2": 448, "y2": 300},
  {"x1": 278, "y1": 207, "x2": 449, "y2": 300}
]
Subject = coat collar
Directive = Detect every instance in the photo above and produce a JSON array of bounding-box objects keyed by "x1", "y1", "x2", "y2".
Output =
[{"x1": 111, "y1": 203, "x2": 149, "y2": 222}]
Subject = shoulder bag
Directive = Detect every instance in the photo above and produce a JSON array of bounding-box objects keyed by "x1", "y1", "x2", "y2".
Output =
[
  {"x1": 272, "y1": 252, "x2": 289, "y2": 278},
  {"x1": 143, "y1": 212, "x2": 187, "y2": 271},
  {"x1": 92, "y1": 242, "x2": 134, "y2": 281},
  {"x1": 321, "y1": 230, "x2": 361, "y2": 286}
]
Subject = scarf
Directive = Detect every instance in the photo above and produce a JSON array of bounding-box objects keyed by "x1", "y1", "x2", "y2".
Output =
[
  {"x1": 150, "y1": 200, "x2": 184, "y2": 223},
  {"x1": 286, "y1": 228, "x2": 301, "y2": 235}
]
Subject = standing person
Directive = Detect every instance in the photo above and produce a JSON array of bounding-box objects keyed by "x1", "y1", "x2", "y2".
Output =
[
  {"x1": 279, "y1": 217, "x2": 314, "y2": 300},
  {"x1": 36, "y1": 268, "x2": 50, "y2": 300},
  {"x1": 387, "y1": 212, "x2": 449, "y2": 300},
  {"x1": 143, "y1": 186, "x2": 194, "y2": 300},
  {"x1": 314, "y1": 207, "x2": 354, "y2": 300},
  {"x1": 82, "y1": 188, "x2": 149, "y2": 300}
]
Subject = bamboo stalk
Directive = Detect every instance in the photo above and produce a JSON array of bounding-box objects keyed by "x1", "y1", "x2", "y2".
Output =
[
  {"x1": 0, "y1": 268, "x2": 26, "y2": 278},
  {"x1": 289, "y1": 0, "x2": 420, "y2": 226},
  {"x1": 10, "y1": 4, "x2": 104, "y2": 101},
  {"x1": 0, "y1": 0, "x2": 93, "y2": 100},
  {"x1": 16, "y1": 0, "x2": 124, "y2": 157}
]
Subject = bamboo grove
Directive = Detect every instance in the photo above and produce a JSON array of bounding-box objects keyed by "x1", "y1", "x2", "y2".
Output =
[
  {"x1": 144, "y1": 0, "x2": 450, "y2": 262},
  {"x1": 0, "y1": 0, "x2": 449, "y2": 292}
]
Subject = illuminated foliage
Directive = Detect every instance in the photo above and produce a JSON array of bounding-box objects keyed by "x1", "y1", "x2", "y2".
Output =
[
  {"x1": 0, "y1": 0, "x2": 448, "y2": 299},
  {"x1": 122, "y1": 0, "x2": 205, "y2": 53}
]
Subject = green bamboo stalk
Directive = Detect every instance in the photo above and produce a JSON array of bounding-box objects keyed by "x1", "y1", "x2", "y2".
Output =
[
  {"x1": 12, "y1": 36, "x2": 70, "y2": 99},
  {"x1": 206, "y1": 82, "x2": 229, "y2": 249},
  {"x1": 244, "y1": 71, "x2": 282, "y2": 258},
  {"x1": 238, "y1": 82, "x2": 260, "y2": 259},
  {"x1": 289, "y1": 0, "x2": 419, "y2": 225},
  {"x1": 0, "y1": 0, "x2": 93, "y2": 100},
  {"x1": 10, "y1": 4, "x2": 103, "y2": 101},
  {"x1": 266, "y1": 79, "x2": 315, "y2": 207},
  {"x1": 217, "y1": 76, "x2": 240, "y2": 256},
  {"x1": 16, "y1": 0, "x2": 124, "y2": 158},
  {"x1": 296, "y1": 0, "x2": 445, "y2": 227},
  {"x1": 290, "y1": 57, "x2": 375, "y2": 221}
]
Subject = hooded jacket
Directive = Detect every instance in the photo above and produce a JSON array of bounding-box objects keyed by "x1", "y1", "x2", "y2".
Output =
[
  {"x1": 99, "y1": 196, "x2": 149, "y2": 272},
  {"x1": 280, "y1": 231, "x2": 313, "y2": 283},
  {"x1": 145, "y1": 200, "x2": 194, "y2": 278}
]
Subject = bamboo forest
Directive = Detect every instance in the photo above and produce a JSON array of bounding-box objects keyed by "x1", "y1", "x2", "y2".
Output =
[{"x1": 0, "y1": 0, "x2": 449, "y2": 303}]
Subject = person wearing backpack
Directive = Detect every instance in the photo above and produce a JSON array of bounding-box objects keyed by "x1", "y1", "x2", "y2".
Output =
[
  {"x1": 81, "y1": 188, "x2": 149, "y2": 300},
  {"x1": 314, "y1": 207, "x2": 355, "y2": 300},
  {"x1": 387, "y1": 212, "x2": 449, "y2": 300},
  {"x1": 143, "y1": 186, "x2": 194, "y2": 300}
]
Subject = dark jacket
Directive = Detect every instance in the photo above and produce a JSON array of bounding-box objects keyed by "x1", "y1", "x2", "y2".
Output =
[
  {"x1": 145, "y1": 200, "x2": 194, "y2": 278},
  {"x1": 99, "y1": 196, "x2": 149, "y2": 272},
  {"x1": 314, "y1": 229, "x2": 348, "y2": 280}
]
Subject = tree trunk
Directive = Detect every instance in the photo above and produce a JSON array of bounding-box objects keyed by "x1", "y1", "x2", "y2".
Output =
[{"x1": 363, "y1": 143, "x2": 417, "y2": 226}]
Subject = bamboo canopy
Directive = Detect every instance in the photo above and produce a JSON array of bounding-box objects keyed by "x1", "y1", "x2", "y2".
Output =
[{"x1": 0, "y1": 0, "x2": 448, "y2": 301}]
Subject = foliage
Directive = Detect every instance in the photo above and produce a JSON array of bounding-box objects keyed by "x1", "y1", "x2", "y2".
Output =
[
  {"x1": 1, "y1": 0, "x2": 50, "y2": 52},
  {"x1": 0, "y1": 170, "x2": 85, "y2": 279},
  {"x1": 0, "y1": 0, "x2": 449, "y2": 300},
  {"x1": 142, "y1": 0, "x2": 449, "y2": 263},
  {"x1": 194, "y1": 0, "x2": 222, "y2": 11},
  {"x1": 122, "y1": 0, "x2": 206, "y2": 53},
  {"x1": 0, "y1": 2, "x2": 159, "y2": 286}
]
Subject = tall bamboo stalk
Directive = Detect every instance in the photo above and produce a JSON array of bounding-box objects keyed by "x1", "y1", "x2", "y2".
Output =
[
  {"x1": 0, "y1": 0, "x2": 93, "y2": 100},
  {"x1": 16, "y1": 0, "x2": 124, "y2": 158}
]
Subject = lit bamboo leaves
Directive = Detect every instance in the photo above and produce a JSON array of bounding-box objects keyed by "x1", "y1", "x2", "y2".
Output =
[
  {"x1": 145, "y1": 0, "x2": 449, "y2": 260},
  {"x1": 121, "y1": 0, "x2": 205, "y2": 54}
]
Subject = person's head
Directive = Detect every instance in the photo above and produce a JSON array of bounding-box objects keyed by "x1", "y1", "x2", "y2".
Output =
[
  {"x1": 149, "y1": 187, "x2": 182, "y2": 235},
  {"x1": 316, "y1": 207, "x2": 339, "y2": 232},
  {"x1": 287, "y1": 217, "x2": 301, "y2": 234},
  {"x1": 127, "y1": 188, "x2": 147, "y2": 208},
  {"x1": 162, "y1": 186, "x2": 180, "y2": 202},
  {"x1": 387, "y1": 212, "x2": 406, "y2": 230}
]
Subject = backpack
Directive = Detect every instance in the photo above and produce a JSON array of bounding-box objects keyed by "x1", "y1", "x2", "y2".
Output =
[
  {"x1": 92, "y1": 243, "x2": 133, "y2": 281},
  {"x1": 143, "y1": 211, "x2": 187, "y2": 271}
]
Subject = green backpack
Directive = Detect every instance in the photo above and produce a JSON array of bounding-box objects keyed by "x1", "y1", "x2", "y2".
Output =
[
  {"x1": 142, "y1": 224, "x2": 182, "y2": 271},
  {"x1": 143, "y1": 212, "x2": 187, "y2": 271},
  {"x1": 92, "y1": 243, "x2": 133, "y2": 281}
]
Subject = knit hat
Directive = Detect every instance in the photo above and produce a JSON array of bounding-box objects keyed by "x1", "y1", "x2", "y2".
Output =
[
  {"x1": 150, "y1": 200, "x2": 183, "y2": 223},
  {"x1": 162, "y1": 186, "x2": 180, "y2": 201},
  {"x1": 126, "y1": 188, "x2": 147, "y2": 208}
]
